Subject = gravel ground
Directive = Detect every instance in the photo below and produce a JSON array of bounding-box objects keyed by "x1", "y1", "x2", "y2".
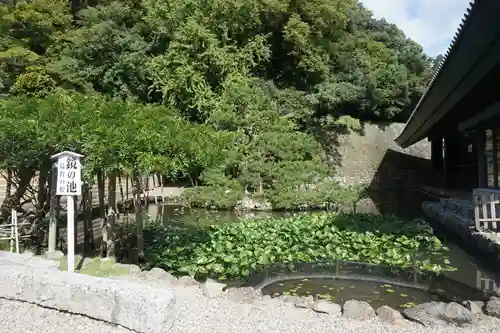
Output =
[
  {"x1": 3, "y1": 284, "x2": 500, "y2": 333},
  {"x1": 0, "y1": 298, "x2": 130, "y2": 333}
]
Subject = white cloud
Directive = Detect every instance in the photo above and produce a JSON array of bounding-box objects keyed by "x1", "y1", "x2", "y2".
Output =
[{"x1": 359, "y1": 0, "x2": 471, "y2": 56}]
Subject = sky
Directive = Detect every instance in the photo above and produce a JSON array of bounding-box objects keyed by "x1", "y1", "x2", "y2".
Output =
[{"x1": 360, "y1": 0, "x2": 472, "y2": 57}]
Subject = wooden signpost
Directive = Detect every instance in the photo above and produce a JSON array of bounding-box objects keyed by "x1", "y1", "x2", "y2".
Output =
[{"x1": 50, "y1": 151, "x2": 83, "y2": 273}]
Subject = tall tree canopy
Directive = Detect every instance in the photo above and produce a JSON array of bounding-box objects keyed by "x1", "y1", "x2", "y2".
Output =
[{"x1": 0, "y1": 0, "x2": 437, "y2": 210}]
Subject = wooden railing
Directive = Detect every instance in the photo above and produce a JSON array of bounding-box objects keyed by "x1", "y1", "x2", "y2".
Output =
[
  {"x1": 473, "y1": 188, "x2": 500, "y2": 231},
  {"x1": 476, "y1": 271, "x2": 498, "y2": 292},
  {"x1": 0, "y1": 210, "x2": 29, "y2": 253}
]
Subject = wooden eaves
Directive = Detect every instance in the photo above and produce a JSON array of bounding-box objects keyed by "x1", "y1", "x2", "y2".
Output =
[{"x1": 395, "y1": 0, "x2": 500, "y2": 148}]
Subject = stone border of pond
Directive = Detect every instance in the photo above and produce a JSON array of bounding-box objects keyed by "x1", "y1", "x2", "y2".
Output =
[
  {"x1": 422, "y1": 201, "x2": 500, "y2": 267},
  {"x1": 7, "y1": 249, "x2": 500, "y2": 329},
  {"x1": 17, "y1": 250, "x2": 500, "y2": 329},
  {"x1": 114, "y1": 264, "x2": 500, "y2": 327}
]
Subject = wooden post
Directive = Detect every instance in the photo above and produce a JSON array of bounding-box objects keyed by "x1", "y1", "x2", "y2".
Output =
[
  {"x1": 493, "y1": 128, "x2": 499, "y2": 187},
  {"x1": 474, "y1": 193, "x2": 481, "y2": 231},
  {"x1": 51, "y1": 151, "x2": 84, "y2": 273},
  {"x1": 431, "y1": 137, "x2": 443, "y2": 171},
  {"x1": 444, "y1": 134, "x2": 454, "y2": 188},
  {"x1": 67, "y1": 195, "x2": 75, "y2": 272},
  {"x1": 48, "y1": 164, "x2": 57, "y2": 253},
  {"x1": 9, "y1": 210, "x2": 14, "y2": 252},
  {"x1": 476, "y1": 127, "x2": 487, "y2": 188},
  {"x1": 97, "y1": 170, "x2": 107, "y2": 257},
  {"x1": 490, "y1": 194, "x2": 497, "y2": 230}
]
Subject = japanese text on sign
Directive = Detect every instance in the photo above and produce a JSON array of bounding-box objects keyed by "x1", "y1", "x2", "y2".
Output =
[{"x1": 56, "y1": 155, "x2": 82, "y2": 196}]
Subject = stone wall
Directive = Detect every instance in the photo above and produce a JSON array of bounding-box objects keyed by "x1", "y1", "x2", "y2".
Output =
[
  {"x1": 331, "y1": 122, "x2": 433, "y2": 216},
  {"x1": 334, "y1": 122, "x2": 431, "y2": 185},
  {"x1": 0, "y1": 251, "x2": 176, "y2": 333}
]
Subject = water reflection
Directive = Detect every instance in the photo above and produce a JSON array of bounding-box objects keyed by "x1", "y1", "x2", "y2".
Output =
[{"x1": 143, "y1": 204, "x2": 282, "y2": 227}]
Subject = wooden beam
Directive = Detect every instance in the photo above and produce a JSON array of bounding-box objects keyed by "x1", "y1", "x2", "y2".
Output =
[
  {"x1": 404, "y1": 40, "x2": 500, "y2": 147},
  {"x1": 459, "y1": 101, "x2": 500, "y2": 131}
]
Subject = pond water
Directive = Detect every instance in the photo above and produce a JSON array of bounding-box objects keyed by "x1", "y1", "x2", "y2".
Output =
[
  {"x1": 264, "y1": 278, "x2": 441, "y2": 310},
  {"x1": 243, "y1": 260, "x2": 491, "y2": 310},
  {"x1": 138, "y1": 203, "x2": 500, "y2": 303}
]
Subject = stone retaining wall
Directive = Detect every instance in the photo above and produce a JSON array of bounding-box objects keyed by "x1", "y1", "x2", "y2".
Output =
[
  {"x1": 0, "y1": 251, "x2": 176, "y2": 333},
  {"x1": 422, "y1": 201, "x2": 500, "y2": 264}
]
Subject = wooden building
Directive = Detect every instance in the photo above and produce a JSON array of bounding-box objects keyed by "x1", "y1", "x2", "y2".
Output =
[{"x1": 396, "y1": 0, "x2": 500, "y2": 191}]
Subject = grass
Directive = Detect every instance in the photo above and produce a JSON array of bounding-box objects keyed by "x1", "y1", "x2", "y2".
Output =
[
  {"x1": 0, "y1": 240, "x2": 9, "y2": 251},
  {"x1": 58, "y1": 255, "x2": 131, "y2": 277}
]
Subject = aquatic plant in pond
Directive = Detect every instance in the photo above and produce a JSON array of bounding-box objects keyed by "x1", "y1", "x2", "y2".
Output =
[{"x1": 144, "y1": 213, "x2": 454, "y2": 280}]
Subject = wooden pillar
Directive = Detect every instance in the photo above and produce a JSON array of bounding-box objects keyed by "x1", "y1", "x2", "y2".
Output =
[
  {"x1": 431, "y1": 137, "x2": 443, "y2": 171},
  {"x1": 443, "y1": 134, "x2": 455, "y2": 188},
  {"x1": 476, "y1": 127, "x2": 487, "y2": 188},
  {"x1": 492, "y1": 128, "x2": 499, "y2": 187}
]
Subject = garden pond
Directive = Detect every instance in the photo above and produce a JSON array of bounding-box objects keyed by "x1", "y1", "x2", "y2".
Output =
[{"x1": 122, "y1": 203, "x2": 500, "y2": 309}]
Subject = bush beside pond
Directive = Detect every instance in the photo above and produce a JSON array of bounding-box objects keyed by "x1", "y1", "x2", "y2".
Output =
[{"x1": 144, "y1": 213, "x2": 454, "y2": 280}]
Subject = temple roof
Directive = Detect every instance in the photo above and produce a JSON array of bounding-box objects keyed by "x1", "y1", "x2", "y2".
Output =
[{"x1": 395, "y1": 0, "x2": 500, "y2": 147}]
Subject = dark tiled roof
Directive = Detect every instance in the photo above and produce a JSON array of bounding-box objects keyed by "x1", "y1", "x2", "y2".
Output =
[{"x1": 409, "y1": 1, "x2": 477, "y2": 123}]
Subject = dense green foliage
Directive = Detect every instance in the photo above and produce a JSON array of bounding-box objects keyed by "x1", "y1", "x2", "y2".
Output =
[
  {"x1": 0, "y1": 0, "x2": 437, "y2": 210},
  {"x1": 0, "y1": 90, "x2": 232, "y2": 180},
  {"x1": 143, "y1": 213, "x2": 453, "y2": 279}
]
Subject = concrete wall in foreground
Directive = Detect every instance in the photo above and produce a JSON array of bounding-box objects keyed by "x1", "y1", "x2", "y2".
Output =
[{"x1": 0, "y1": 251, "x2": 176, "y2": 333}]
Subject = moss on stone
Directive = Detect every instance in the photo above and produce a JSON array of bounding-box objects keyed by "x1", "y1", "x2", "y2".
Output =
[{"x1": 58, "y1": 256, "x2": 129, "y2": 277}]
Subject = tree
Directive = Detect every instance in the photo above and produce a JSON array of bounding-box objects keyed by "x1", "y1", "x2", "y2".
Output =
[{"x1": 0, "y1": 0, "x2": 436, "y2": 213}]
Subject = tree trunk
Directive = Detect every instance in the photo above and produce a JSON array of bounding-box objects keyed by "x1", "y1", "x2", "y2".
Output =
[
  {"x1": 1, "y1": 167, "x2": 35, "y2": 221},
  {"x1": 106, "y1": 171, "x2": 117, "y2": 258},
  {"x1": 34, "y1": 167, "x2": 49, "y2": 250},
  {"x1": 82, "y1": 183, "x2": 94, "y2": 256},
  {"x1": 118, "y1": 173, "x2": 124, "y2": 210},
  {"x1": 6, "y1": 168, "x2": 12, "y2": 197},
  {"x1": 132, "y1": 169, "x2": 144, "y2": 262},
  {"x1": 97, "y1": 170, "x2": 107, "y2": 257}
]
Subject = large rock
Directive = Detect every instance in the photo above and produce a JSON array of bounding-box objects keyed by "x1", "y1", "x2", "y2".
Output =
[
  {"x1": 403, "y1": 302, "x2": 476, "y2": 326},
  {"x1": 485, "y1": 297, "x2": 500, "y2": 318},
  {"x1": 343, "y1": 300, "x2": 375, "y2": 320},
  {"x1": 294, "y1": 295, "x2": 314, "y2": 309},
  {"x1": 0, "y1": 262, "x2": 176, "y2": 333},
  {"x1": 0, "y1": 251, "x2": 59, "y2": 270},
  {"x1": 463, "y1": 300, "x2": 483, "y2": 316},
  {"x1": 44, "y1": 250, "x2": 65, "y2": 261},
  {"x1": 235, "y1": 197, "x2": 272, "y2": 211},
  {"x1": 112, "y1": 263, "x2": 141, "y2": 275},
  {"x1": 376, "y1": 305, "x2": 408, "y2": 326},
  {"x1": 201, "y1": 278, "x2": 226, "y2": 298},
  {"x1": 312, "y1": 300, "x2": 342, "y2": 316},
  {"x1": 143, "y1": 267, "x2": 177, "y2": 285},
  {"x1": 279, "y1": 294, "x2": 298, "y2": 304},
  {"x1": 225, "y1": 287, "x2": 262, "y2": 303},
  {"x1": 176, "y1": 275, "x2": 199, "y2": 286}
]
